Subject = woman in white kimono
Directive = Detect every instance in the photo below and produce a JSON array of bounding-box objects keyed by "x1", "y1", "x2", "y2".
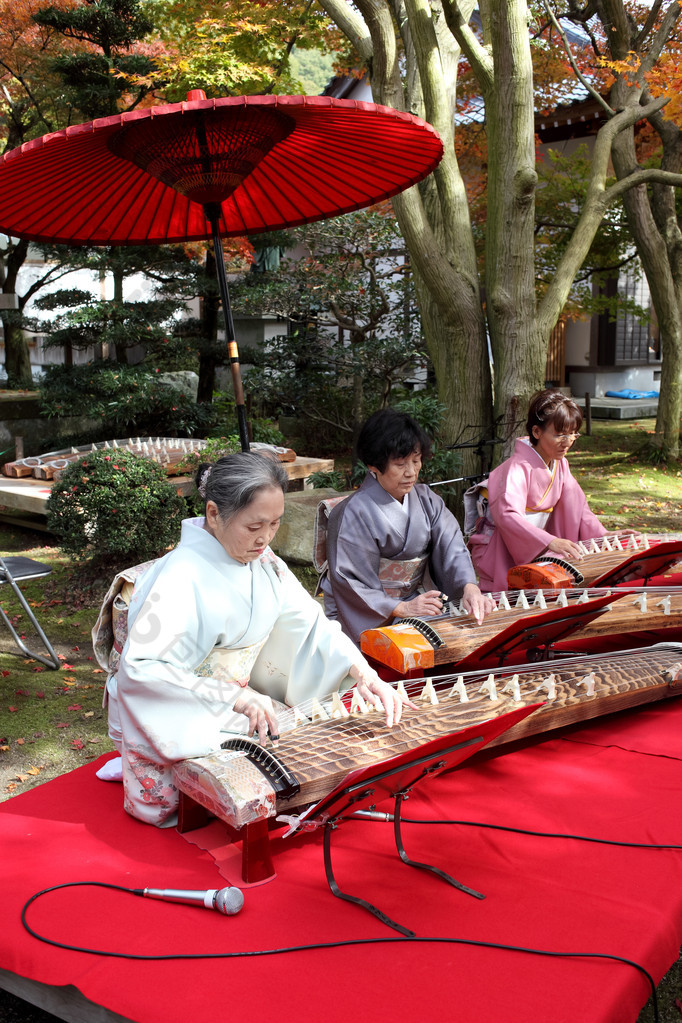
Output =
[
  {"x1": 319, "y1": 409, "x2": 493, "y2": 645},
  {"x1": 106, "y1": 452, "x2": 409, "y2": 827}
]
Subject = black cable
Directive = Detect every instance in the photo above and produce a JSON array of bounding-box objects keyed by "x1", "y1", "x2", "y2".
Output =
[
  {"x1": 20, "y1": 881, "x2": 659, "y2": 1020},
  {"x1": 396, "y1": 816, "x2": 682, "y2": 851}
]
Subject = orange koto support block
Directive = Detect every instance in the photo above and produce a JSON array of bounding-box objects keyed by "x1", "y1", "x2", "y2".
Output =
[{"x1": 361, "y1": 621, "x2": 436, "y2": 673}]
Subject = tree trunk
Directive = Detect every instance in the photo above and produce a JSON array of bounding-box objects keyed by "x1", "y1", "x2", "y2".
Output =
[
  {"x1": 609, "y1": 85, "x2": 682, "y2": 459},
  {"x1": 113, "y1": 261, "x2": 128, "y2": 364},
  {"x1": 481, "y1": 0, "x2": 541, "y2": 452},
  {"x1": 414, "y1": 267, "x2": 492, "y2": 478},
  {"x1": 2, "y1": 313, "x2": 33, "y2": 388},
  {"x1": 0, "y1": 237, "x2": 33, "y2": 389},
  {"x1": 197, "y1": 248, "x2": 219, "y2": 404}
]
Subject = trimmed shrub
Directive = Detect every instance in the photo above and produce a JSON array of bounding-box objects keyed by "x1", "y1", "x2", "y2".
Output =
[{"x1": 47, "y1": 449, "x2": 186, "y2": 565}]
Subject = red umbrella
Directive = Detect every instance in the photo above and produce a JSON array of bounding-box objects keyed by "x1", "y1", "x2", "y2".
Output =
[{"x1": 0, "y1": 92, "x2": 443, "y2": 448}]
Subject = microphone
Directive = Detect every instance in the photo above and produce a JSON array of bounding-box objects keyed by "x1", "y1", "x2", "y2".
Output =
[{"x1": 135, "y1": 886, "x2": 244, "y2": 915}]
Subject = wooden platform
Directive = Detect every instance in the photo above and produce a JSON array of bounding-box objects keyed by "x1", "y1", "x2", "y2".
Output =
[{"x1": 0, "y1": 455, "x2": 334, "y2": 523}]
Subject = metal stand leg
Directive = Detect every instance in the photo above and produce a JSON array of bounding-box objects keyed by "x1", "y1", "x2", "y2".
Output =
[
  {"x1": 0, "y1": 558, "x2": 60, "y2": 669},
  {"x1": 392, "y1": 791, "x2": 485, "y2": 900},
  {"x1": 323, "y1": 821, "x2": 415, "y2": 937}
]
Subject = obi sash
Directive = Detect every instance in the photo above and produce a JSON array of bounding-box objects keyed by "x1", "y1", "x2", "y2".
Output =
[{"x1": 378, "y1": 554, "x2": 428, "y2": 599}]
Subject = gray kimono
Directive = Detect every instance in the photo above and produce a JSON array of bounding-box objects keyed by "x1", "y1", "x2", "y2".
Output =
[{"x1": 319, "y1": 473, "x2": 476, "y2": 644}]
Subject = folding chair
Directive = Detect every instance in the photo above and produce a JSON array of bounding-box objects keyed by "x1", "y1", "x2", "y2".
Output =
[{"x1": 0, "y1": 555, "x2": 60, "y2": 669}]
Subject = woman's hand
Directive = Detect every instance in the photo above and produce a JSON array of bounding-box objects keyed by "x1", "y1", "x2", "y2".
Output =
[
  {"x1": 348, "y1": 662, "x2": 418, "y2": 727},
  {"x1": 546, "y1": 537, "x2": 584, "y2": 561},
  {"x1": 392, "y1": 590, "x2": 444, "y2": 619},
  {"x1": 461, "y1": 583, "x2": 495, "y2": 624},
  {"x1": 233, "y1": 688, "x2": 280, "y2": 745}
]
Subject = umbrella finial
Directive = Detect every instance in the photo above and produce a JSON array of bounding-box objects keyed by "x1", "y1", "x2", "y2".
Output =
[{"x1": 187, "y1": 90, "x2": 207, "y2": 102}]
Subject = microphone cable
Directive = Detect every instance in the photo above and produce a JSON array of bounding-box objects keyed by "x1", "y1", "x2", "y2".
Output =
[{"x1": 20, "y1": 879, "x2": 663, "y2": 1022}]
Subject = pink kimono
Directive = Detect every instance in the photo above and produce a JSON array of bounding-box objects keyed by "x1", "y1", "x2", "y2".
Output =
[{"x1": 468, "y1": 438, "x2": 607, "y2": 592}]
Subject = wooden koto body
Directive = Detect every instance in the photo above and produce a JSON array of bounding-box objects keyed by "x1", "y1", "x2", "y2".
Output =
[
  {"x1": 360, "y1": 586, "x2": 682, "y2": 675},
  {"x1": 1, "y1": 437, "x2": 207, "y2": 479},
  {"x1": 173, "y1": 644, "x2": 682, "y2": 847},
  {"x1": 508, "y1": 533, "x2": 682, "y2": 590},
  {"x1": 2, "y1": 437, "x2": 297, "y2": 480}
]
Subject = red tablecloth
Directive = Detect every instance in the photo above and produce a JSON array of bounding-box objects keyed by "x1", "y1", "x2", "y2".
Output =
[{"x1": 2, "y1": 699, "x2": 682, "y2": 1023}]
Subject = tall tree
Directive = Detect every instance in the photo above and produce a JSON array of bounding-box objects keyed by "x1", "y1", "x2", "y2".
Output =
[
  {"x1": 139, "y1": 0, "x2": 682, "y2": 472},
  {"x1": 0, "y1": 0, "x2": 162, "y2": 387},
  {"x1": 0, "y1": 0, "x2": 78, "y2": 386},
  {"x1": 317, "y1": 0, "x2": 682, "y2": 466},
  {"x1": 553, "y1": 0, "x2": 682, "y2": 459}
]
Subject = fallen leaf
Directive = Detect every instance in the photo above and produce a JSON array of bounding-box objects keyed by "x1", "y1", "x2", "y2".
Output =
[
  {"x1": 1, "y1": 670, "x2": 10, "y2": 677},
  {"x1": 61, "y1": 663, "x2": 75, "y2": 670},
  {"x1": 84, "y1": 711, "x2": 95, "y2": 718},
  {"x1": 15, "y1": 773, "x2": 29, "y2": 782},
  {"x1": 15, "y1": 737, "x2": 25, "y2": 745},
  {"x1": 55, "y1": 722, "x2": 70, "y2": 728},
  {"x1": 67, "y1": 704, "x2": 82, "y2": 711},
  {"x1": 26, "y1": 766, "x2": 41, "y2": 776},
  {"x1": 8, "y1": 706, "x2": 17, "y2": 713},
  {"x1": 87, "y1": 736, "x2": 101, "y2": 743},
  {"x1": 70, "y1": 738, "x2": 85, "y2": 750}
]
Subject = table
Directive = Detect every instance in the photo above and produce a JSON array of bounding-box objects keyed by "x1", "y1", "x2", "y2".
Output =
[{"x1": 0, "y1": 455, "x2": 335, "y2": 524}]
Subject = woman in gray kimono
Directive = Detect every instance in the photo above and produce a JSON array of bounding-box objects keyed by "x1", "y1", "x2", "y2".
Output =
[{"x1": 319, "y1": 409, "x2": 493, "y2": 645}]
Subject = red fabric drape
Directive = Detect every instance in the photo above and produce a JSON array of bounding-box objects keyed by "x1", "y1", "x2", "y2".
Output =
[{"x1": 2, "y1": 699, "x2": 682, "y2": 1023}]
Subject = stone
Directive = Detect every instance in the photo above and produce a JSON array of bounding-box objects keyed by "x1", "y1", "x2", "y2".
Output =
[
  {"x1": 270, "y1": 487, "x2": 344, "y2": 566},
  {"x1": 155, "y1": 371, "x2": 199, "y2": 402}
]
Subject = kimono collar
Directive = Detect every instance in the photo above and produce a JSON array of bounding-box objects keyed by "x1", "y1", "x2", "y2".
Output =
[{"x1": 516, "y1": 436, "x2": 555, "y2": 473}]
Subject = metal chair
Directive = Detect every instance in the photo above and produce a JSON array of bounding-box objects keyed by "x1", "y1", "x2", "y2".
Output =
[{"x1": 0, "y1": 555, "x2": 60, "y2": 669}]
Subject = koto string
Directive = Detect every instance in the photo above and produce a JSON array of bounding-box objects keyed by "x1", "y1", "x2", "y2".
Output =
[
  {"x1": 263, "y1": 647, "x2": 681, "y2": 769},
  {"x1": 422, "y1": 584, "x2": 680, "y2": 632}
]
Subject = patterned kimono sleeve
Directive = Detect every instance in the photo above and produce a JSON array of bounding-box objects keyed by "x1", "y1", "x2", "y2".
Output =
[{"x1": 488, "y1": 460, "x2": 558, "y2": 565}]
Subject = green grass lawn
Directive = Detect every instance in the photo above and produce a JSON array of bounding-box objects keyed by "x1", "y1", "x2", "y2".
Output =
[{"x1": 570, "y1": 419, "x2": 682, "y2": 533}]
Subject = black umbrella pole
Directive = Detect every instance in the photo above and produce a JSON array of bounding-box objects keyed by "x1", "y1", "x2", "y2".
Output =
[{"x1": 207, "y1": 207, "x2": 250, "y2": 452}]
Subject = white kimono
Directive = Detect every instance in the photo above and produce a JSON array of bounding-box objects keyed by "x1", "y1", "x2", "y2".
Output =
[{"x1": 106, "y1": 517, "x2": 359, "y2": 826}]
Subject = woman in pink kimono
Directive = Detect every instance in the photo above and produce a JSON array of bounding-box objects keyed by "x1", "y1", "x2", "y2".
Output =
[
  {"x1": 468, "y1": 390, "x2": 608, "y2": 593},
  {"x1": 320, "y1": 409, "x2": 493, "y2": 645}
]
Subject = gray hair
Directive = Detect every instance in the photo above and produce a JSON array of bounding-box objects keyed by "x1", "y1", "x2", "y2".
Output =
[{"x1": 195, "y1": 452, "x2": 288, "y2": 521}]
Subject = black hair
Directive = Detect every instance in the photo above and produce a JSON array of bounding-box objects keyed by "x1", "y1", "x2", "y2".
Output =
[
  {"x1": 526, "y1": 389, "x2": 583, "y2": 445},
  {"x1": 357, "y1": 408, "x2": 432, "y2": 473}
]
